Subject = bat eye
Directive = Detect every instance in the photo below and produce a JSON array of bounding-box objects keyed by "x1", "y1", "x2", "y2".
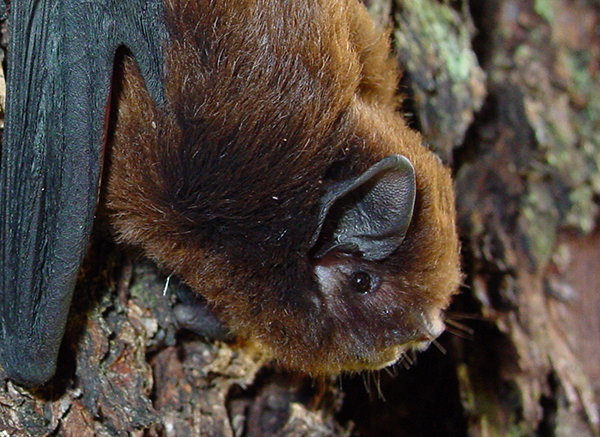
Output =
[{"x1": 350, "y1": 271, "x2": 373, "y2": 294}]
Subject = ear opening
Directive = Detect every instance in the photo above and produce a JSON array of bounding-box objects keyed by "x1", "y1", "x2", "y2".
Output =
[{"x1": 311, "y1": 155, "x2": 416, "y2": 261}]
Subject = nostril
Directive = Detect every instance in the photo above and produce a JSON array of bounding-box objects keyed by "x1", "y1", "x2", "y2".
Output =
[{"x1": 416, "y1": 334, "x2": 432, "y2": 342}]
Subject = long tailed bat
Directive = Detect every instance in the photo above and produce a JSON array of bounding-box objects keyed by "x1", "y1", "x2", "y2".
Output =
[{"x1": 0, "y1": 0, "x2": 461, "y2": 387}]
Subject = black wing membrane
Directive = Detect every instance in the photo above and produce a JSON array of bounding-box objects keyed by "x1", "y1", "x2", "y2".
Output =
[{"x1": 0, "y1": 0, "x2": 166, "y2": 387}]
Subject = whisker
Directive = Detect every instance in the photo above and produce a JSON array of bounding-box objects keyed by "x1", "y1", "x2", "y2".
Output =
[
  {"x1": 362, "y1": 372, "x2": 373, "y2": 398},
  {"x1": 384, "y1": 366, "x2": 397, "y2": 378},
  {"x1": 445, "y1": 319, "x2": 474, "y2": 340},
  {"x1": 445, "y1": 311, "x2": 483, "y2": 322},
  {"x1": 400, "y1": 351, "x2": 413, "y2": 369},
  {"x1": 374, "y1": 371, "x2": 385, "y2": 401},
  {"x1": 444, "y1": 325, "x2": 473, "y2": 340},
  {"x1": 431, "y1": 338, "x2": 447, "y2": 354}
]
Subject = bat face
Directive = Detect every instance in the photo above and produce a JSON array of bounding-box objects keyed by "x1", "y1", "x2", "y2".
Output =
[{"x1": 105, "y1": 0, "x2": 461, "y2": 375}]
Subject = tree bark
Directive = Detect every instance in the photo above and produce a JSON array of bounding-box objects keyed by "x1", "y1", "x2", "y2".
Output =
[{"x1": 1, "y1": 0, "x2": 599, "y2": 436}]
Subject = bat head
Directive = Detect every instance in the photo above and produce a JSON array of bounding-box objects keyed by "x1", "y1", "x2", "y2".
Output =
[
  {"x1": 106, "y1": 0, "x2": 462, "y2": 375},
  {"x1": 218, "y1": 145, "x2": 461, "y2": 375}
]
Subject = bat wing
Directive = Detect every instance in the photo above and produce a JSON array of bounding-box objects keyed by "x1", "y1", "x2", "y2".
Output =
[{"x1": 0, "y1": 0, "x2": 166, "y2": 387}]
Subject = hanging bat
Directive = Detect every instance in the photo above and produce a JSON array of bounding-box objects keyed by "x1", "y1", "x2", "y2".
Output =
[{"x1": 0, "y1": 0, "x2": 461, "y2": 388}]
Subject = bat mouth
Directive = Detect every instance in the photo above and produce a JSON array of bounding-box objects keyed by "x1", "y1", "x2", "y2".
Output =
[
  {"x1": 349, "y1": 313, "x2": 446, "y2": 372},
  {"x1": 363, "y1": 338, "x2": 435, "y2": 371}
]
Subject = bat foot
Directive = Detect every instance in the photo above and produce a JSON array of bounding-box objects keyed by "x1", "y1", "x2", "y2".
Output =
[{"x1": 173, "y1": 282, "x2": 232, "y2": 341}]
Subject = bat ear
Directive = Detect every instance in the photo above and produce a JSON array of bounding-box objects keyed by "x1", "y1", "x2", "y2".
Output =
[{"x1": 312, "y1": 155, "x2": 416, "y2": 261}]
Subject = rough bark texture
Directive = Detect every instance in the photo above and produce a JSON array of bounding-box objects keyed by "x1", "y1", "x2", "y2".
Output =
[{"x1": 1, "y1": 0, "x2": 599, "y2": 436}]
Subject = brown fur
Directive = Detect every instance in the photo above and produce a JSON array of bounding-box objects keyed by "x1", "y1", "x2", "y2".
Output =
[{"x1": 105, "y1": 0, "x2": 461, "y2": 374}]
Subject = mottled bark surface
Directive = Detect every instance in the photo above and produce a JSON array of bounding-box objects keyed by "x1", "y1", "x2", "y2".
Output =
[{"x1": 1, "y1": 0, "x2": 599, "y2": 436}]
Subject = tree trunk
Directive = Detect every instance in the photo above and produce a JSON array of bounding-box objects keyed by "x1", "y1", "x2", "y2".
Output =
[{"x1": 0, "y1": 0, "x2": 598, "y2": 435}]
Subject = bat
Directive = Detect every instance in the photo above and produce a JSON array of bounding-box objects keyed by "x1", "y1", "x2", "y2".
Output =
[{"x1": 0, "y1": 0, "x2": 461, "y2": 387}]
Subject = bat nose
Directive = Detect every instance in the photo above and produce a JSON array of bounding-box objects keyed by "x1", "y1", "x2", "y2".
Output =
[{"x1": 416, "y1": 334, "x2": 432, "y2": 342}]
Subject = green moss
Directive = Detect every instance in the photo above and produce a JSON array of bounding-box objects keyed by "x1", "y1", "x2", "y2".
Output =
[
  {"x1": 397, "y1": 0, "x2": 477, "y2": 82},
  {"x1": 393, "y1": 0, "x2": 485, "y2": 152},
  {"x1": 516, "y1": 31, "x2": 600, "y2": 236},
  {"x1": 534, "y1": 0, "x2": 555, "y2": 23},
  {"x1": 521, "y1": 182, "x2": 560, "y2": 268}
]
